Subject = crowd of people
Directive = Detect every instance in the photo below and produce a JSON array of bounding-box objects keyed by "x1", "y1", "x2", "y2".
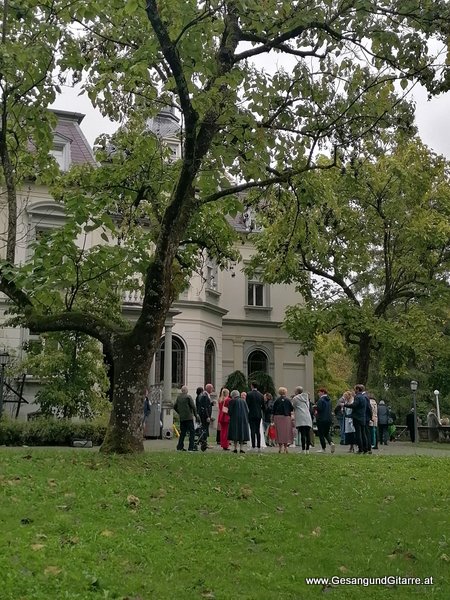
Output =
[{"x1": 165, "y1": 382, "x2": 442, "y2": 452}]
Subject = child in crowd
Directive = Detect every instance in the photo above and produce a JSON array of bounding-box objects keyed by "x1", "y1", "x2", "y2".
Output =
[{"x1": 267, "y1": 422, "x2": 276, "y2": 446}]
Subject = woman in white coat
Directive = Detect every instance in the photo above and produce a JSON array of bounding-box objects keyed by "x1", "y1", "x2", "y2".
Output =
[{"x1": 292, "y1": 386, "x2": 313, "y2": 454}]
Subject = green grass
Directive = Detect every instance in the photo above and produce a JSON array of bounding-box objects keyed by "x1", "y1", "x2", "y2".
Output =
[{"x1": 1, "y1": 449, "x2": 450, "y2": 600}]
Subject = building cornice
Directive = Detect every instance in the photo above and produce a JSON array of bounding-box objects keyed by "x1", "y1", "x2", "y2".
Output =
[
  {"x1": 173, "y1": 300, "x2": 228, "y2": 317},
  {"x1": 223, "y1": 318, "x2": 282, "y2": 328}
]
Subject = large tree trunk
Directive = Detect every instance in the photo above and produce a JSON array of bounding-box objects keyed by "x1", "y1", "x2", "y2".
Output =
[
  {"x1": 356, "y1": 333, "x2": 371, "y2": 385},
  {"x1": 100, "y1": 258, "x2": 173, "y2": 453},
  {"x1": 100, "y1": 332, "x2": 156, "y2": 454}
]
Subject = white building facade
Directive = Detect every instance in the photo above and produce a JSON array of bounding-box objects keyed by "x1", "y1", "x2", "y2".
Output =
[{"x1": 0, "y1": 110, "x2": 313, "y2": 419}]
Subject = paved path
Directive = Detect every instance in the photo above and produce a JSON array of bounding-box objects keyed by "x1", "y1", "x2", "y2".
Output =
[{"x1": 144, "y1": 438, "x2": 450, "y2": 458}]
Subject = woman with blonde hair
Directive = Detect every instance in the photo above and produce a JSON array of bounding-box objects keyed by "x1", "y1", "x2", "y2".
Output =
[{"x1": 272, "y1": 387, "x2": 294, "y2": 453}]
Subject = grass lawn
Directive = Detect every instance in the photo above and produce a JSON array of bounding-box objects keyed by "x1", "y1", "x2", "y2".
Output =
[{"x1": 1, "y1": 449, "x2": 450, "y2": 600}]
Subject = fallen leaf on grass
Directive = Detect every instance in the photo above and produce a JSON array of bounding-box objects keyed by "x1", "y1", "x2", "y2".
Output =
[
  {"x1": 101, "y1": 530, "x2": 114, "y2": 537},
  {"x1": 126, "y1": 495, "x2": 140, "y2": 508},
  {"x1": 31, "y1": 544, "x2": 45, "y2": 551},
  {"x1": 311, "y1": 527, "x2": 321, "y2": 537},
  {"x1": 7, "y1": 477, "x2": 21, "y2": 485},
  {"x1": 387, "y1": 549, "x2": 416, "y2": 561},
  {"x1": 60, "y1": 536, "x2": 79, "y2": 546},
  {"x1": 440, "y1": 553, "x2": 450, "y2": 562},
  {"x1": 150, "y1": 488, "x2": 166, "y2": 499},
  {"x1": 338, "y1": 566, "x2": 349, "y2": 573},
  {"x1": 238, "y1": 486, "x2": 253, "y2": 499},
  {"x1": 384, "y1": 495, "x2": 395, "y2": 503},
  {"x1": 47, "y1": 479, "x2": 57, "y2": 487},
  {"x1": 44, "y1": 566, "x2": 62, "y2": 576},
  {"x1": 22, "y1": 454, "x2": 32, "y2": 460},
  {"x1": 201, "y1": 590, "x2": 215, "y2": 598}
]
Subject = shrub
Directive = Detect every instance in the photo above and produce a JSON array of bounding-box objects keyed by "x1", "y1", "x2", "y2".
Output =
[
  {"x1": 0, "y1": 418, "x2": 106, "y2": 446},
  {"x1": 224, "y1": 370, "x2": 247, "y2": 394},
  {"x1": 248, "y1": 371, "x2": 276, "y2": 397}
]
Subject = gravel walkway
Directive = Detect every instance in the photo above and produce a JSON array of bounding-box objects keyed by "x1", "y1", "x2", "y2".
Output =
[{"x1": 143, "y1": 438, "x2": 450, "y2": 458}]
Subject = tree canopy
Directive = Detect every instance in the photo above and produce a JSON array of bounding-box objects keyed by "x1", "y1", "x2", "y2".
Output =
[
  {"x1": 0, "y1": 1, "x2": 449, "y2": 451},
  {"x1": 251, "y1": 140, "x2": 450, "y2": 384}
]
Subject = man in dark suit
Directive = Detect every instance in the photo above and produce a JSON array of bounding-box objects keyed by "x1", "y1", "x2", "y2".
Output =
[
  {"x1": 246, "y1": 381, "x2": 265, "y2": 451},
  {"x1": 346, "y1": 384, "x2": 371, "y2": 454}
]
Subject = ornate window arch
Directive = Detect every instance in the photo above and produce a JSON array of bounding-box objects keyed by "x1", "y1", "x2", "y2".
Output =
[
  {"x1": 247, "y1": 349, "x2": 269, "y2": 377},
  {"x1": 155, "y1": 335, "x2": 185, "y2": 388},
  {"x1": 204, "y1": 338, "x2": 216, "y2": 387}
]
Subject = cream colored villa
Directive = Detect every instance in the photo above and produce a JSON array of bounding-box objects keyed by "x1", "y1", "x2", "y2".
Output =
[{"x1": 0, "y1": 109, "x2": 313, "y2": 420}]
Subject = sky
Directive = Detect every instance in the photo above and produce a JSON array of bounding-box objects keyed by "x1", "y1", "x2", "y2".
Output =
[{"x1": 51, "y1": 76, "x2": 450, "y2": 159}]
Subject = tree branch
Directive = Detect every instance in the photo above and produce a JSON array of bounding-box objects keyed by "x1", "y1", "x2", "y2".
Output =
[
  {"x1": 25, "y1": 310, "x2": 122, "y2": 358},
  {"x1": 145, "y1": 0, "x2": 198, "y2": 134}
]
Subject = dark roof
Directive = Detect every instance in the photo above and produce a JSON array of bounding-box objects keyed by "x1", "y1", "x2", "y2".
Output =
[
  {"x1": 51, "y1": 109, "x2": 96, "y2": 166},
  {"x1": 147, "y1": 108, "x2": 181, "y2": 139},
  {"x1": 227, "y1": 213, "x2": 249, "y2": 233},
  {"x1": 51, "y1": 109, "x2": 86, "y2": 124}
]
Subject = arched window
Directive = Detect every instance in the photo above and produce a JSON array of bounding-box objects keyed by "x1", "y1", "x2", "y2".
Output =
[
  {"x1": 155, "y1": 335, "x2": 185, "y2": 388},
  {"x1": 247, "y1": 349, "x2": 268, "y2": 377},
  {"x1": 204, "y1": 339, "x2": 216, "y2": 387}
]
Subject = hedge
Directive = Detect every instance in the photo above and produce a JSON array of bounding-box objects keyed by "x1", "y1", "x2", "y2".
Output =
[{"x1": 0, "y1": 418, "x2": 106, "y2": 446}]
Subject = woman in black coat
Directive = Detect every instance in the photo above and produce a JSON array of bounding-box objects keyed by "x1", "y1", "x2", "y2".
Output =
[{"x1": 227, "y1": 389, "x2": 250, "y2": 453}]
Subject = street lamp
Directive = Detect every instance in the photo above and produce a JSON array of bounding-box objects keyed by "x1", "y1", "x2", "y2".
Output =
[
  {"x1": 410, "y1": 380, "x2": 418, "y2": 444},
  {"x1": 0, "y1": 350, "x2": 10, "y2": 419},
  {"x1": 434, "y1": 389, "x2": 441, "y2": 423}
]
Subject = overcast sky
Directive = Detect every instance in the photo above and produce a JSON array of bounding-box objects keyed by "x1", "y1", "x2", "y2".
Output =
[{"x1": 52, "y1": 79, "x2": 450, "y2": 159}]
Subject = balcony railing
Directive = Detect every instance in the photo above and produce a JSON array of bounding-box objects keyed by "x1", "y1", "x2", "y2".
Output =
[{"x1": 122, "y1": 290, "x2": 143, "y2": 305}]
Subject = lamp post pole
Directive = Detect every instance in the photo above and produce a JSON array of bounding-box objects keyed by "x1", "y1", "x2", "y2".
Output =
[
  {"x1": 410, "y1": 380, "x2": 418, "y2": 445},
  {"x1": 434, "y1": 390, "x2": 441, "y2": 423},
  {"x1": 0, "y1": 351, "x2": 10, "y2": 419}
]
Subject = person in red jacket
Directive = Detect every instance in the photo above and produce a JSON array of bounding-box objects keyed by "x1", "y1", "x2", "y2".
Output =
[{"x1": 218, "y1": 388, "x2": 231, "y2": 450}]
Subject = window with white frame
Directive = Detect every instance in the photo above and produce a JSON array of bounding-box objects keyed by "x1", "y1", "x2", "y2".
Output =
[
  {"x1": 247, "y1": 280, "x2": 265, "y2": 306},
  {"x1": 154, "y1": 335, "x2": 185, "y2": 388},
  {"x1": 167, "y1": 142, "x2": 180, "y2": 160},
  {"x1": 205, "y1": 258, "x2": 218, "y2": 292},
  {"x1": 247, "y1": 349, "x2": 269, "y2": 376},
  {"x1": 26, "y1": 202, "x2": 66, "y2": 259},
  {"x1": 49, "y1": 135, "x2": 71, "y2": 171},
  {"x1": 204, "y1": 339, "x2": 216, "y2": 387}
]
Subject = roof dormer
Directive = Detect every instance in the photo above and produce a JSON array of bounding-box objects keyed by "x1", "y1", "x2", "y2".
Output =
[{"x1": 50, "y1": 131, "x2": 72, "y2": 171}]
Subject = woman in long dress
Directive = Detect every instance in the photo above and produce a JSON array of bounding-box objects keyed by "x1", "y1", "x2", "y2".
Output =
[
  {"x1": 218, "y1": 388, "x2": 231, "y2": 450},
  {"x1": 272, "y1": 387, "x2": 294, "y2": 453},
  {"x1": 227, "y1": 389, "x2": 250, "y2": 453}
]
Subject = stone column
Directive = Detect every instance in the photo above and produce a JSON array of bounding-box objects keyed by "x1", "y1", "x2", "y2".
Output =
[
  {"x1": 274, "y1": 342, "x2": 284, "y2": 389},
  {"x1": 148, "y1": 354, "x2": 155, "y2": 387},
  {"x1": 162, "y1": 317, "x2": 174, "y2": 433},
  {"x1": 233, "y1": 337, "x2": 244, "y2": 372}
]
